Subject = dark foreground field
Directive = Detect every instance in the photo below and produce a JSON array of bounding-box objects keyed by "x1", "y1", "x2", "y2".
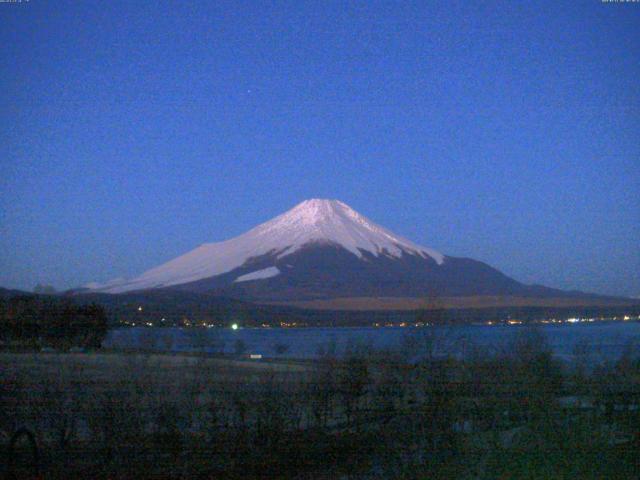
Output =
[{"x1": 1, "y1": 331, "x2": 639, "y2": 479}]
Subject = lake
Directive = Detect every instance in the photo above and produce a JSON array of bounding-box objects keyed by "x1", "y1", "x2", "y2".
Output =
[{"x1": 103, "y1": 321, "x2": 640, "y2": 363}]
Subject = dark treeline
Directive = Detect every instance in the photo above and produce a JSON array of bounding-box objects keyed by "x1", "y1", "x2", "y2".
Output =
[
  {"x1": 1, "y1": 329, "x2": 639, "y2": 479},
  {"x1": 2, "y1": 287, "x2": 639, "y2": 328},
  {"x1": 436, "y1": 304, "x2": 640, "y2": 324},
  {"x1": 0, "y1": 295, "x2": 107, "y2": 350},
  {"x1": 278, "y1": 305, "x2": 640, "y2": 327},
  {"x1": 72, "y1": 290, "x2": 640, "y2": 327}
]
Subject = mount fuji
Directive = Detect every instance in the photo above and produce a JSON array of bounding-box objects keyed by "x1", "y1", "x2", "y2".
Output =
[{"x1": 85, "y1": 199, "x2": 589, "y2": 304}]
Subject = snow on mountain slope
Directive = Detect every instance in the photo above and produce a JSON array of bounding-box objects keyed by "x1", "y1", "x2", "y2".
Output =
[
  {"x1": 90, "y1": 199, "x2": 444, "y2": 293},
  {"x1": 234, "y1": 266, "x2": 281, "y2": 283}
]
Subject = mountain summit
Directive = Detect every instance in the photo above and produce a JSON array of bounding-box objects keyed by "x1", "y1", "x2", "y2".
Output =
[
  {"x1": 245, "y1": 199, "x2": 444, "y2": 263},
  {"x1": 87, "y1": 199, "x2": 573, "y2": 302}
]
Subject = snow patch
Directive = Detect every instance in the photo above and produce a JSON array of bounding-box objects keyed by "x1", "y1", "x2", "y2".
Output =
[{"x1": 234, "y1": 267, "x2": 280, "y2": 283}]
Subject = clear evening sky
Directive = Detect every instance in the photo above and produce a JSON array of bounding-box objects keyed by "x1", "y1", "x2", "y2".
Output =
[{"x1": 1, "y1": 1, "x2": 638, "y2": 296}]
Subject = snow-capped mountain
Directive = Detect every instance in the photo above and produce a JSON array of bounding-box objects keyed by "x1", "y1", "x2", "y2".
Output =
[
  {"x1": 87, "y1": 199, "x2": 570, "y2": 301},
  {"x1": 91, "y1": 199, "x2": 443, "y2": 293}
]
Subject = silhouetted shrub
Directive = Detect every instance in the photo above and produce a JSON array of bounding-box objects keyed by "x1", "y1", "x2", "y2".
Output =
[{"x1": 0, "y1": 296, "x2": 107, "y2": 349}]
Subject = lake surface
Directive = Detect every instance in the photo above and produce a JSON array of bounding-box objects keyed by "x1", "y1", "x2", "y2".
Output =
[{"x1": 104, "y1": 321, "x2": 640, "y2": 363}]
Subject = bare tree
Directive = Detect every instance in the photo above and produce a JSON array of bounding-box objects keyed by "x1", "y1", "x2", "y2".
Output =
[{"x1": 337, "y1": 341, "x2": 371, "y2": 428}]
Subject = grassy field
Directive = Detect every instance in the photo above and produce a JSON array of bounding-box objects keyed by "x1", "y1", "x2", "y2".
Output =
[
  {"x1": 1, "y1": 340, "x2": 638, "y2": 479},
  {"x1": 1, "y1": 352, "x2": 315, "y2": 479}
]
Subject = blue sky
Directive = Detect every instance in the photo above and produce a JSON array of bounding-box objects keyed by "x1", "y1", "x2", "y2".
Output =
[{"x1": 1, "y1": 1, "x2": 638, "y2": 296}]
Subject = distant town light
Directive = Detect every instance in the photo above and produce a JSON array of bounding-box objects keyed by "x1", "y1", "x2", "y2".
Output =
[{"x1": 231, "y1": 323, "x2": 239, "y2": 330}]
